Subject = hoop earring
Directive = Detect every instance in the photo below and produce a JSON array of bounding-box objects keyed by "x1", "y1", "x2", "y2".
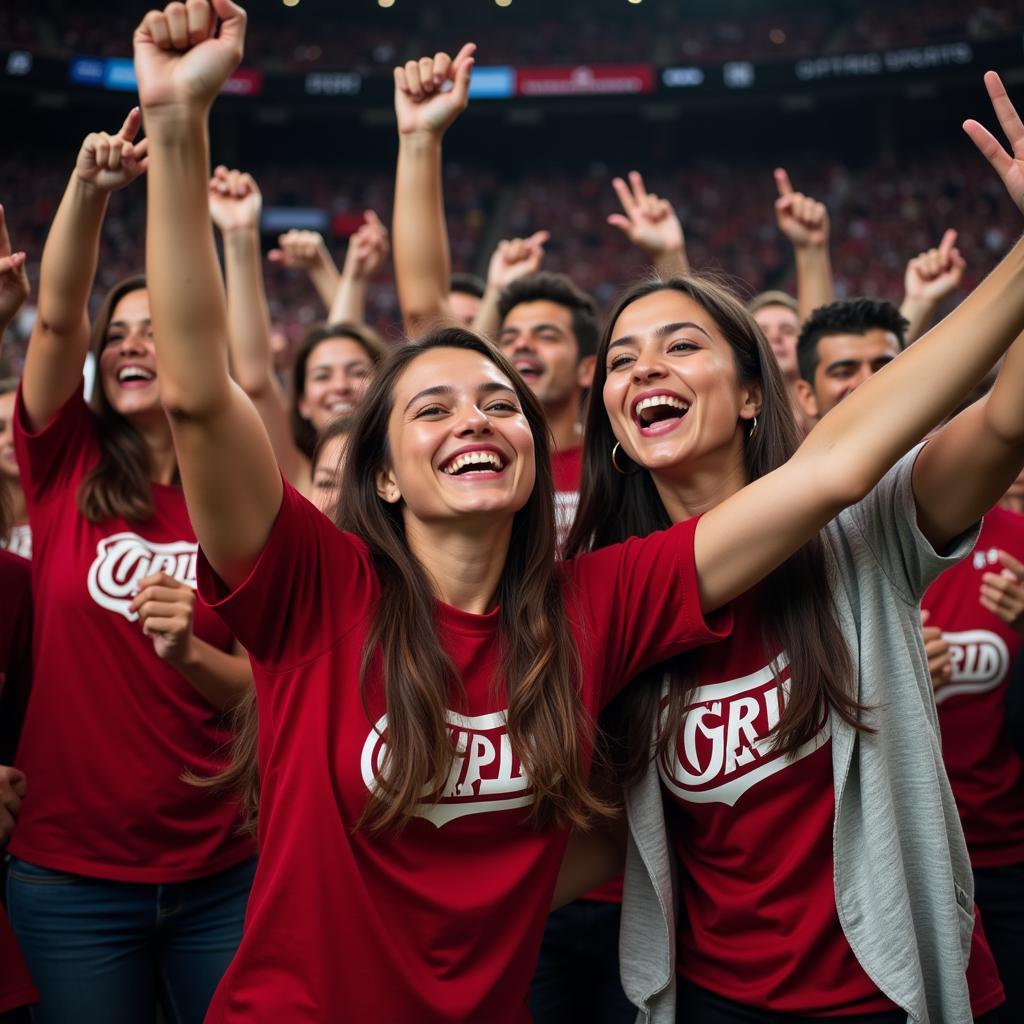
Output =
[
  {"x1": 748, "y1": 415, "x2": 758, "y2": 439},
  {"x1": 611, "y1": 441, "x2": 638, "y2": 475}
]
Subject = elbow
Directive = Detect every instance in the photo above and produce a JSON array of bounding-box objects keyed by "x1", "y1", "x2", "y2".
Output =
[{"x1": 159, "y1": 381, "x2": 232, "y2": 423}]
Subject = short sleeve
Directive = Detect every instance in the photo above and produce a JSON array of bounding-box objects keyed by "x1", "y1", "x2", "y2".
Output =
[
  {"x1": 13, "y1": 385, "x2": 98, "y2": 507},
  {"x1": 837, "y1": 443, "x2": 980, "y2": 605},
  {"x1": 196, "y1": 478, "x2": 378, "y2": 671},
  {"x1": 564, "y1": 514, "x2": 732, "y2": 708}
]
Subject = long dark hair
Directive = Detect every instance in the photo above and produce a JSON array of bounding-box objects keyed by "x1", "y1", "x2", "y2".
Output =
[
  {"x1": 207, "y1": 327, "x2": 609, "y2": 835},
  {"x1": 78, "y1": 274, "x2": 167, "y2": 524},
  {"x1": 340, "y1": 326, "x2": 606, "y2": 832},
  {"x1": 290, "y1": 322, "x2": 387, "y2": 459},
  {"x1": 567, "y1": 277, "x2": 861, "y2": 782}
]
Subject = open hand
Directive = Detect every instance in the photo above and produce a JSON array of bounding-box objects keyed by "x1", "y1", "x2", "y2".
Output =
[
  {"x1": 904, "y1": 229, "x2": 966, "y2": 304},
  {"x1": 0, "y1": 205, "x2": 29, "y2": 332},
  {"x1": 342, "y1": 210, "x2": 390, "y2": 281},
  {"x1": 134, "y1": 0, "x2": 247, "y2": 114},
  {"x1": 964, "y1": 71, "x2": 1024, "y2": 215},
  {"x1": 75, "y1": 108, "x2": 149, "y2": 193},
  {"x1": 774, "y1": 168, "x2": 829, "y2": 249},
  {"x1": 129, "y1": 571, "x2": 197, "y2": 664},
  {"x1": 486, "y1": 230, "x2": 549, "y2": 291},
  {"x1": 607, "y1": 171, "x2": 684, "y2": 258},
  {"x1": 208, "y1": 165, "x2": 262, "y2": 233},
  {"x1": 394, "y1": 43, "x2": 476, "y2": 138}
]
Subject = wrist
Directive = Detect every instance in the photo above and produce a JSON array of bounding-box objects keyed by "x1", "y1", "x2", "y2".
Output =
[
  {"x1": 221, "y1": 223, "x2": 260, "y2": 243},
  {"x1": 142, "y1": 103, "x2": 210, "y2": 143},
  {"x1": 399, "y1": 131, "x2": 443, "y2": 153},
  {"x1": 70, "y1": 174, "x2": 110, "y2": 203}
]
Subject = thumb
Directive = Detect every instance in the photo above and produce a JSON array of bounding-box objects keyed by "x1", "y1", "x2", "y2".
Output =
[
  {"x1": 267, "y1": 249, "x2": 285, "y2": 263},
  {"x1": 938, "y1": 228, "x2": 958, "y2": 260},
  {"x1": 450, "y1": 43, "x2": 476, "y2": 103},
  {"x1": 774, "y1": 167, "x2": 793, "y2": 197},
  {"x1": 210, "y1": 0, "x2": 247, "y2": 50},
  {"x1": 920, "y1": 608, "x2": 930, "y2": 626},
  {"x1": 527, "y1": 229, "x2": 550, "y2": 247}
]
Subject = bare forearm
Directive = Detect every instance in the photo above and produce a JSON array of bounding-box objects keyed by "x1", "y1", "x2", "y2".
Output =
[
  {"x1": 794, "y1": 245, "x2": 833, "y2": 323},
  {"x1": 899, "y1": 297, "x2": 937, "y2": 346},
  {"x1": 176, "y1": 638, "x2": 252, "y2": 711},
  {"x1": 222, "y1": 226, "x2": 275, "y2": 395},
  {"x1": 471, "y1": 287, "x2": 502, "y2": 340},
  {"x1": 394, "y1": 133, "x2": 451, "y2": 332},
  {"x1": 308, "y1": 258, "x2": 341, "y2": 309},
  {"x1": 328, "y1": 273, "x2": 367, "y2": 324},
  {"x1": 654, "y1": 247, "x2": 689, "y2": 279},
  {"x1": 145, "y1": 111, "x2": 232, "y2": 416}
]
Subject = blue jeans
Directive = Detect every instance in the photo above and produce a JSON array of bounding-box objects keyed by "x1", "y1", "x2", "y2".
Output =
[{"x1": 4, "y1": 857, "x2": 255, "y2": 1024}]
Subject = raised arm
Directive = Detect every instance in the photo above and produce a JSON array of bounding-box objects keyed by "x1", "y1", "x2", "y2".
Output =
[
  {"x1": 773, "y1": 168, "x2": 833, "y2": 324},
  {"x1": 392, "y1": 43, "x2": 475, "y2": 336},
  {"x1": 328, "y1": 210, "x2": 390, "y2": 324},
  {"x1": 471, "y1": 230, "x2": 549, "y2": 339},
  {"x1": 136, "y1": 0, "x2": 281, "y2": 588},
  {"x1": 0, "y1": 206, "x2": 30, "y2": 341},
  {"x1": 607, "y1": 170, "x2": 689, "y2": 279},
  {"x1": 899, "y1": 229, "x2": 967, "y2": 344},
  {"x1": 268, "y1": 229, "x2": 341, "y2": 310},
  {"x1": 209, "y1": 164, "x2": 307, "y2": 490},
  {"x1": 696, "y1": 76, "x2": 1024, "y2": 612},
  {"x1": 21, "y1": 111, "x2": 147, "y2": 431}
]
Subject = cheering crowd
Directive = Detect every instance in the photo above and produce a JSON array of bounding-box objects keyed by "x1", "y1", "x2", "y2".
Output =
[{"x1": 3, "y1": 2, "x2": 1024, "y2": 1023}]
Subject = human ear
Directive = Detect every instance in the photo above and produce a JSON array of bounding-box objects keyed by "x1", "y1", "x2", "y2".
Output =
[
  {"x1": 794, "y1": 378, "x2": 819, "y2": 422},
  {"x1": 375, "y1": 467, "x2": 402, "y2": 504}
]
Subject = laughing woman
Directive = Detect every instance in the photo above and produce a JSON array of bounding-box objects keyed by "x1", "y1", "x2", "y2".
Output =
[
  {"x1": 568, "y1": 73, "x2": 1024, "y2": 1024},
  {"x1": 135, "y1": 3, "x2": 1024, "y2": 1019}
]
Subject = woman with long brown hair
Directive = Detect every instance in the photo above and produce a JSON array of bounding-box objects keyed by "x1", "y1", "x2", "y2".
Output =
[
  {"x1": 4, "y1": 110, "x2": 255, "y2": 1024},
  {"x1": 568, "y1": 73, "x2": 1024, "y2": 1024},
  {"x1": 137, "y1": 8, "x2": 1024, "y2": 1020}
]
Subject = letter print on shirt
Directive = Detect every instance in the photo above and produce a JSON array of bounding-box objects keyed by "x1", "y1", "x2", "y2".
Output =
[
  {"x1": 934, "y1": 629, "x2": 1010, "y2": 706},
  {"x1": 658, "y1": 654, "x2": 831, "y2": 807},
  {"x1": 361, "y1": 710, "x2": 533, "y2": 828},
  {"x1": 87, "y1": 533, "x2": 199, "y2": 621}
]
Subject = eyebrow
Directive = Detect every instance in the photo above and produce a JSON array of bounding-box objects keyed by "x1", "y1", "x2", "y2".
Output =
[
  {"x1": 608, "y1": 320, "x2": 713, "y2": 352},
  {"x1": 824, "y1": 354, "x2": 896, "y2": 375},
  {"x1": 498, "y1": 322, "x2": 565, "y2": 336},
  {"x1": 403, "y1": 381, "x2": 517, "y2": 413},
  {"x1": 107, "y1": 318, "x2": 152, "y2": 330}
]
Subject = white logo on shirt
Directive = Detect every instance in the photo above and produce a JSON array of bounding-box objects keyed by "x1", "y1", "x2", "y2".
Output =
[
  {"x1": 360, "y1": 710, "x2": 533, "y2": 828},
  {"x1": 934, "y1": 629, "x2": 1009, "y2": 705},
  {"x1": 658, "y1": 655, "x2": 831, "y2": 807},
  {"x1": 86, "y1": 532, "x2": 198, "y2": 621}
]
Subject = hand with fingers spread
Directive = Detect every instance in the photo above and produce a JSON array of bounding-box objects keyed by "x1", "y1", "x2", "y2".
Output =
[
  {"x1": 394, "y1": 43, "x2": 476, "y2": 138},
  {"x1": 75, "y1": 107, "x2": 149, "y2": 194},
  {"x1": 980, "y1": 549, "x2": 1024, "y2": 634},
  {"x1": 774, "y1": 168, "x2": 829, "y2": 249},
  {"x1": 0, "y1": 205, "x2": 29, "y2": 333},
  {"x1": 134, "y1": 0, "x2": 247, "y2": 115},
  {"x1": 965, "y1": 70, "x2": 1024, "y2": 214},
  {"x1": 920, "y1": 609, "x2": 953, "y2": 691},
  {"x1": 904, "y1": 229, "x2": 967, "y2": 305},
  {"x1": 0, "y1": 765, "x2": 26, "y2": 847},
  {"x1": 129, "y1": 572, "x2": 198, "y2": 665},
  {"x1": 342, "y1": 210, "x2": 390, "y2": 283},
  {"x1": 208, "y1": 164, "x2": 262, "y2": 234},
  {"x1": 486, "y1": 230, "x2": 549, "y2": 292},
  {"x1": 608, "y1": 171, "x2": 686, "y2": 262}
]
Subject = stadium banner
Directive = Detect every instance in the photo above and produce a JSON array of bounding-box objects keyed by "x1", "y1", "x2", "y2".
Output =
[{"x1": 516, "y1": 64, "x2": 655, "y2": 97}]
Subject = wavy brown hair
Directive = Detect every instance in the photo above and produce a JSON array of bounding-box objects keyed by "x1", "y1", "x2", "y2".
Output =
[
  {"x1": 290, "y1": 322, "x2": 387, "y2": 460},
  {"x1": 77, "y1": 275, "x2": 170, "y2": 524},
  {"x1": 208, "y1": 327, "x2": 609, "y2": 835},
  {"x1": 341, "y1": 327, "x2": 606, "y2": 832},
  {"x1": 566, "y1": 277, "x2": 862, "y2": 783}
]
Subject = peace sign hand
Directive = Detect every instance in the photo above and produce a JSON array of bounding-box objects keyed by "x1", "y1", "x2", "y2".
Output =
[
  {"x1": 964, "y1": 71, "x2": 1024, "y2": 214},
  {"x1": 607, "y1": 171, "x2": 685, "y2": 258}
]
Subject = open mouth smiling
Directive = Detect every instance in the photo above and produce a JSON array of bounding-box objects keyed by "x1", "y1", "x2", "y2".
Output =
[
  {"x1": 117, "y1": 366, "x2": 156, "y2": 387},
  {"x1": 631, "y1": 391, "x2": 690, "y2": 435},
  {"x1": 439, "y1": 447, "x2": 509, "y2": 477}
]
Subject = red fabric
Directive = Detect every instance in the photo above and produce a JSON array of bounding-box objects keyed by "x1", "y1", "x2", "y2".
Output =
[
  {"x1": 198, "y1": 480, "x2": 730, "y2": 1023},
  {"x1": 662, "y1": 591, "x2": 897, "y2": 1016},
  {"x1": 967, "y1": 905, "x2": 1006, "y2": 1018},
  {"x1": 9, "y1": 388, "x2": 253, "y2": 882},
  {"x1": 552, "y1": 445, "x2": 582, "y2": 552},
  {"x1": 0, "y1": 549, "x2": 38, "y2": 1013},
  {"x1": 923, "y1": 507, "x2": 1024, "y2": 869}
]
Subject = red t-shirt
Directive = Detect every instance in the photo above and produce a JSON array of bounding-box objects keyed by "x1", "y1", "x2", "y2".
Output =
[
  {"x1": 660, "y1": 590, "x2": 898, "y2": 1016},
  {"x1": 9, "y1": 389, "x2": 254, "y2": 882},
  {"x1": 197, "y1": 479, "x2": 729, "y2": 1023},
  {"x1": 0, "y1": 548, "x2": 38, "y2": 1014},
  {"x1": 552, "y1": 445, "x2": 581, "y2": 550},
  {"x1": 923, "y1": 507, "x2": 1024, "y2": 869}
]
